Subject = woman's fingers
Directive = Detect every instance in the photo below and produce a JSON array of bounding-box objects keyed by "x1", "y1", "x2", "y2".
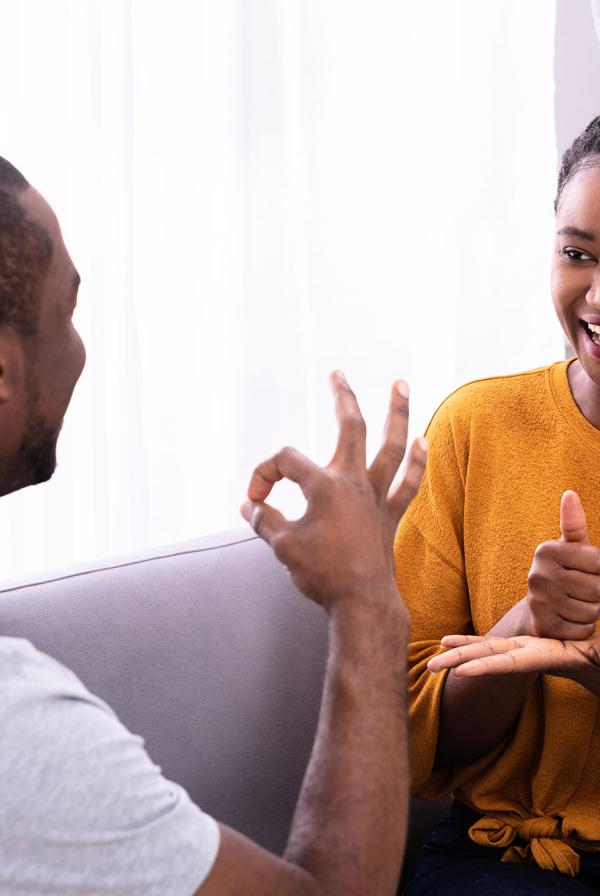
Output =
[
  {"x1": 560, "y1": 568, "x2": 600, "y2": 603},
  {"x1": 447, "y1": 651, "x2": 530, "y2": 677},
  {"x1": 440, "y1": 634, "x2": 486, "y2": 647},
  {"x1": 428, "y1": 633, "x2": 566, "y2": 677},
  {"x1": 428, "y1": 636, "x2": 509, "y2": 672},
  {"x1": 556, "y1": 593, "x2": 600, "y2": 625},
  {"x1": 560, "y1": 489, "x2": 590, "y2": 545}
]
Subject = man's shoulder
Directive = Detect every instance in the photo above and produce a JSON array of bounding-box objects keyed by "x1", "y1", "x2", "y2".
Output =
[
  {"x1": 0, "y1": 635, "x2": 69, "y2": 688},
  {"x1": 0, "y1": 640, "x2": 220, "y2": 894},
  {"x1": 0, "y1": 635, "x2": 103, "y2": 706},
  {"x1": 0, "y1": 634, "x2": 42, "y2": 665},
  {"x1": 0, "y1": 636, "x2": 121, "y2": 775}
]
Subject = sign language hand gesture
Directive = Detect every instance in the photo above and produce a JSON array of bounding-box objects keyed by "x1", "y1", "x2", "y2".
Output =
[
  {"x1": 428, "y1": 490, "x2": 600, "y2": 692},
  {"x1": 241, "y1": 371, "x2": 427, "y2": 611},
  {"x1": 427, "y1": 630, "x2": 600, "y2": 685},
  {"x1": 526, "y1": 491, "x2": 600, "y2": 640}
]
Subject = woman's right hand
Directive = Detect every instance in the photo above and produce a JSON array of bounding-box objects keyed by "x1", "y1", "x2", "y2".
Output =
[
  {"x1": 428, "y1": 630, "x2": 600, "y2": 699},
  {"x1": 526, "y1": 491, "x2": 600, "y2": 640}
]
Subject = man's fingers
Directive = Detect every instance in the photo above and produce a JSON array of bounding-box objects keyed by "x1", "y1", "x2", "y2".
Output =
[
  {"x1": 329, "y1": 370, "x2": 367, "y2": 470},
  {"x1": 369, "y1": 380, "x2": 410, "y2": 494},
  {"x1": 247, "y1": 447, "x2": 320, "y2": 502},
  {"x1": 387, "y1": 437, "x2": 427, "y2": 522},
  {"x1": 240, "y1": 500, "x2": 290, "y2": 548},
  {"x1": 560, "y1": 490, "x2": 590, "y2": 545}
]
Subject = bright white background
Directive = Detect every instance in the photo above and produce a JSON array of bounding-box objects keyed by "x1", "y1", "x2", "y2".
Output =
[{"x1": 0, "y1": 0, "x2": 561, "y2": 580}]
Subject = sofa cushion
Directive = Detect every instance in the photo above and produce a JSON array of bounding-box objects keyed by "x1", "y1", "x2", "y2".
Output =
[
  {"x1": 0, "y1": 527, "x2": 450, "y2": 878},
  {"x1": 0, "y1": 529, "x2": 328, "y2": 853}
]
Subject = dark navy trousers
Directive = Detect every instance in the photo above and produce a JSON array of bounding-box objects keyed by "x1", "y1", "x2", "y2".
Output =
[{"x1": 403, "y1": 802, "x2": 600, "y2": 895}]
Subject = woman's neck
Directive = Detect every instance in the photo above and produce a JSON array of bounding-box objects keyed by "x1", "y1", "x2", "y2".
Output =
[{"x1": 567, "y1": 359, "x2": 600, "y2": 430}]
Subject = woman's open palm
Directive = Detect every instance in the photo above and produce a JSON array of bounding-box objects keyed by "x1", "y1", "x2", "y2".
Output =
[{"x1": 427, "y1": 631, "x2": 600, "y2": 679}]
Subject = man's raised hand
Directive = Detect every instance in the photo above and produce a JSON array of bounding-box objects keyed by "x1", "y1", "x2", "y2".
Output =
[
  {"x1": 240, "y1": 371, "x2": 427, "y2": 610},
  {"x1": 526, "y1": 490, "x2": 600, "y2": 640}
]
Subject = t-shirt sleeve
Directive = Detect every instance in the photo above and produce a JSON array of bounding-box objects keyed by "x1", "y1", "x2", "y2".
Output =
[
  {"x1": 0, "y1": 639, "x2": 220, "y2": 896},
  {"x1": 394, "y1": 394, "x2": 496, "y2": 798}
]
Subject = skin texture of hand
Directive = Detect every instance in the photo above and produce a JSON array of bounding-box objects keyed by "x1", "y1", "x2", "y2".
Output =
[
  {"x1": 526, "y1": 490, "x2": 600, "y2": 640},
  {"x1": 433, "y1": 489, "x2": 600, "y2": 768},
  {"x1": 241, "y1": 370, "x2": 427, "y2": 612},
  {"x1": 196, "y1": 373, "x2": 427, "y2": 896},
  {"x1": 428, "y1": 631, "x2": 600, "y2": 698}
]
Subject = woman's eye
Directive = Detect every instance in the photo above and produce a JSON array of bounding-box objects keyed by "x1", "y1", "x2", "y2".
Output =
[{"x1": 563, "y1": 246, "x2": 594, "y2": 262}]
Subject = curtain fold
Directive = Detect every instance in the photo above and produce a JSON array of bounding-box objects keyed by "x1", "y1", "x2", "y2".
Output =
[{"x1": 591, "y1": 0, "x2": 600, "y2": 43}]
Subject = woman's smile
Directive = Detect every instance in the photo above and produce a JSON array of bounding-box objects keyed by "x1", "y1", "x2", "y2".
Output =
[
  {"x1": 551, "y1": 164, "x2": 600, "y2": 425},
  {"x1": 580, "y1": 316, "x2": 600, "y2": 355}
]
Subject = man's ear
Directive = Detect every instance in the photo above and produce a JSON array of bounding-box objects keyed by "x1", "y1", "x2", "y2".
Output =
[{"x1": 0, "y1": 326, "x2": 27, "y2": 404}]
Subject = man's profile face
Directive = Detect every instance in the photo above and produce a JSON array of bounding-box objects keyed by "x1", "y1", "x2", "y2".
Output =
[{"x1": 7, "y1": 187, "x2": 85, "y2": 493}]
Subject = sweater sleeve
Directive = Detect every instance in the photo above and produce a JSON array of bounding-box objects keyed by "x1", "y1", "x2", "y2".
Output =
[{"x1": 394, "y1": 392, "x2": 496, "y2": 798}]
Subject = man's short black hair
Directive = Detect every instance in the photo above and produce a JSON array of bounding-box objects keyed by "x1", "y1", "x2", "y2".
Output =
[
  {"x1": 0, "y1": 157, "x2": 28, "y2": 191},
  {"x1": 0, "y1": 157, "x2": 53, "y2": 337}
]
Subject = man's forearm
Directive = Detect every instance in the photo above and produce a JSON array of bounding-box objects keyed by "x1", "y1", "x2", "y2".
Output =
[
  {"x1": 436, "y1": 598, "x2": 538, "y2": 767},
  {"x1": 225, "y1": 372, "x2": 424, "y2": 896},
  {"x1": 283, "y1": 587, "x2": 409, "y2": 896}
]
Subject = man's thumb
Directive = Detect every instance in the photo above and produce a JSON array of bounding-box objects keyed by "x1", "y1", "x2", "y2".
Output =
[{"x1": 560, "y1": 490, "x2": 590, "y2": 544}]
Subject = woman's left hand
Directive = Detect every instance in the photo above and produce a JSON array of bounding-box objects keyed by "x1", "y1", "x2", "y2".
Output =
[{"x1": 428, "y1": 632, "x2": 600, "y2": 691}]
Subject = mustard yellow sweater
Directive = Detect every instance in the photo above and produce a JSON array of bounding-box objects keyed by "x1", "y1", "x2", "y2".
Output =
[{"x1": 394, "y1": 360, "x2": 600, "y2": 877}]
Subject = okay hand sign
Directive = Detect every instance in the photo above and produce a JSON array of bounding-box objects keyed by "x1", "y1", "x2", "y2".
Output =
[{"x1": 241, "y1": 371, "x2": 427, "y2": 611}]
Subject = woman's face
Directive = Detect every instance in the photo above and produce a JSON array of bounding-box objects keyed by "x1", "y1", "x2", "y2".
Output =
[{"x1": 552, "y1": 164, "x2": 600, "y2": 385}]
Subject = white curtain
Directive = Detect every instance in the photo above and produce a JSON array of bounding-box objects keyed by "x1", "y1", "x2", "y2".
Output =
[
  {"x1": 592, "y1": 0, "x2": 600, "y2": 41},
  {"x1": 0, "y1": 0, "x2": 560, "y2": 580}
]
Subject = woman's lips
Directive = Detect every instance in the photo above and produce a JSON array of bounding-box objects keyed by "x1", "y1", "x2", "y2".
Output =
[{"x1": 580, "y1": 319, "x2": 600, "y2": 358}]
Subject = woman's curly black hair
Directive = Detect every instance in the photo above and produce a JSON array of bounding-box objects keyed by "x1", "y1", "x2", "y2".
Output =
[{"x1": 556, "y1": 115, "x2": 600, "y2": 211}]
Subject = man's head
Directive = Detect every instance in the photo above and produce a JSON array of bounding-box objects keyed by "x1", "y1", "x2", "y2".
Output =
[{"x1": 0, "y1": 158, "x2": 85, "y2": 496}]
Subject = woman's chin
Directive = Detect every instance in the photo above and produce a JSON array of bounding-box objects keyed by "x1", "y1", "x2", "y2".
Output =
[{"x1": 571, "y1": 354, "x2": 600, "y2": 396}]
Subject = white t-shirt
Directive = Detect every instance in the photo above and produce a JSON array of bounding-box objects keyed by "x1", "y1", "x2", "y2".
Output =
[{"x1": 0, "y1": 636, "x2": 220, "y2": 895}]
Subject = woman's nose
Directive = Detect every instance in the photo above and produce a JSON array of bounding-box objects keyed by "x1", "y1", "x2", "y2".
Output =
[{"x1": 587, "y1": 270, "x2": 600, "y2": 308}]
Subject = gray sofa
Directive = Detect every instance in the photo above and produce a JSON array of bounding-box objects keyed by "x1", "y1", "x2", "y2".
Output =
[{"x1": 0, "y1": 527, "x2": 450, "y2": 889}]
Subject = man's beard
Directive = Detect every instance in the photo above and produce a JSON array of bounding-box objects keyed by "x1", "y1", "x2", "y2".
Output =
[
  {"x1": 2, "y1": 384, "x2": 60, "y2": 497},
  {"x1": 15, "y1": 402, "x2": 59, "y2": 487}
]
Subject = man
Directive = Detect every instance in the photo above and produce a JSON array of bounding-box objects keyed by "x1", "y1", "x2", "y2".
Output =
[{"x1": 0, "y1": 157, "x2": 427, "y2": 895}]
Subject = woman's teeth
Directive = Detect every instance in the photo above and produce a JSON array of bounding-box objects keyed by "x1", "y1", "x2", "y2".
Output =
[{"x1": 587, "y1": 323, "x2": 600, "y2": 345}]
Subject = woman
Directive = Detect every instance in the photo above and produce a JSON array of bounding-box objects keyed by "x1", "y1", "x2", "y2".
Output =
[{"x1": 395, "y1": 116, "x2": 600, "y2": 894}]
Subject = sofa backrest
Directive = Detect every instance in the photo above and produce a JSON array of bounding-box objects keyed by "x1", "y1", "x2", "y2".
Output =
[
  {"x1": 0, "y1": 528, "x2": 328, "y2": 854},
  {"x1": 0, "y1": 527, "x2": 450, "y2": 880}
]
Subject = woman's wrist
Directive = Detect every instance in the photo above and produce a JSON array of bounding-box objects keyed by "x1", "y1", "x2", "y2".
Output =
[{"x1": 559, "y1": 658, "x2": 600, "y2": 697}]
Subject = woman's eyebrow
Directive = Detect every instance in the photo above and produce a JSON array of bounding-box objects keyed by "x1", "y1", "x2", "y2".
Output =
[{"x1": 557, "y1": 225, "x2": 596, "y2": 241}]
